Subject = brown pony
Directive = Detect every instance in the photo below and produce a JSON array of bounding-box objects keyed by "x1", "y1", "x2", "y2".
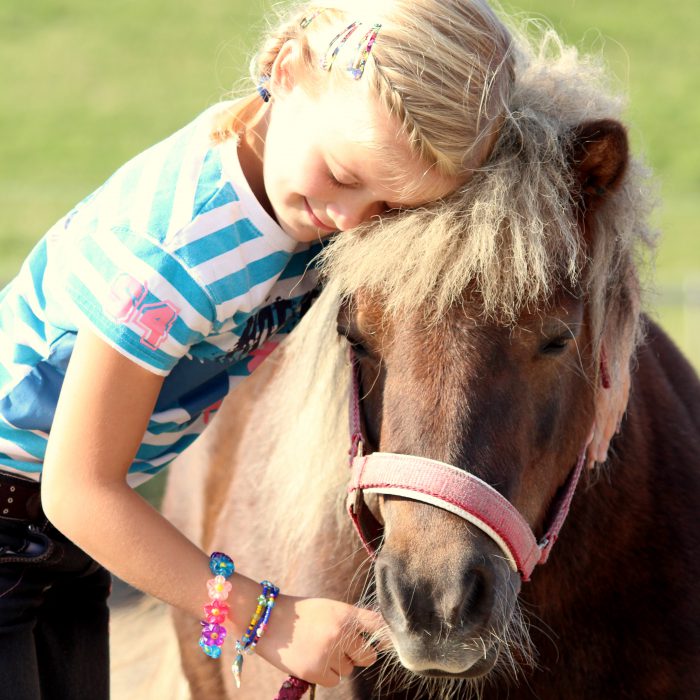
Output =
[{"x1": 162, "y1": 27, "x2": 700, "y2": 700}]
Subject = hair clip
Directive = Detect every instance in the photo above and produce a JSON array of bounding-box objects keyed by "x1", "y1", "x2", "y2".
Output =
[
  {"x1": 320, "y1": 21, "x2": 360, "y2": 71},
  {"x1": 320, "y1": 21, "x2": 382, "y2": 79},
  {"x1": 257, "y1": 76, "x2": 271, "y2": 103},
  {"x1": 348, "y1": 24, "x2": 382, "y2": 80},
  {"x1": 300, "y1": 9, "x2": 324, "y2": 29}
]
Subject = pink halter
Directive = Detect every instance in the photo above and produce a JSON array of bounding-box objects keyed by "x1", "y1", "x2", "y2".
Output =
[{"x1": 345, "y1": 352, "x2": 588, "y2": 582}]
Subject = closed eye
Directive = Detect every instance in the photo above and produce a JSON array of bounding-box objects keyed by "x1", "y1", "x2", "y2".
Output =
[
  {"x1": 337, "y1": 324, "x2": 370, "y2": 357},
  {"x1": 328, "y1": 169, "x2": 358, "y2": 189},
  {"x1": 327, "y1": 171, "x2": 344, "y2": 189},
  {"x1": 540, "y1": 333, "x2": 573, "y2": 355}
]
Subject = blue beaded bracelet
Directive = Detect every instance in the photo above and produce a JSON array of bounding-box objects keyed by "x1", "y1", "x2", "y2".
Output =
[{"x1": 231, "y1": 580, "x2": 279, "y2": 687}]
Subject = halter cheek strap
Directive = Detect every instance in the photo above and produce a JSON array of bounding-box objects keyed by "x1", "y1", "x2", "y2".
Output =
[{"x1": 346, "y1": 351, "x2": 588, "y2": 582}]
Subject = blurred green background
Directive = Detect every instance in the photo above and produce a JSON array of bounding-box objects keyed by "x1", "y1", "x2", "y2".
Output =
[{"x1": 1, "y1": 0, "x2": 699, "y2": 371}]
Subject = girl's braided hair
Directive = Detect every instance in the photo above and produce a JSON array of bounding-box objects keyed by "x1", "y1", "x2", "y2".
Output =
[{"x1": 246, "y1": 0, "x2": 515, "y2": 178}]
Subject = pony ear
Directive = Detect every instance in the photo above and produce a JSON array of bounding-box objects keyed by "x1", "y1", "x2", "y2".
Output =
[{"x1": 570, "y1": 119, "x2": 629, "y2": 216}]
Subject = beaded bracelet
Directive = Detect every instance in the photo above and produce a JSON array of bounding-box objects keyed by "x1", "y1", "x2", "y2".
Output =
[
  {"x1": 198, "y1": 551, "x2": 235, "y2": 659},
  {"x1": 232, "y1": 579, "x2": 280, "y2": 687}
]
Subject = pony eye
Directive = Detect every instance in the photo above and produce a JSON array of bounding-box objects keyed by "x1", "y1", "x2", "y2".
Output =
[
  {"x1": 337, "y1": 324, "x2": 369, "y2": 357},
  {"x1": 346, "y1": 337, "x2": 369, "y2": 357},
  {"x1": 540, "y1": 334, "x2": 572, "y2": 355}
]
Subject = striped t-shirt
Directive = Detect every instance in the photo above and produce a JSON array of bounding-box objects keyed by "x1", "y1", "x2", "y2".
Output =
[{"x1": 0, "y1": 102, "x2": 322, "y2": 485}]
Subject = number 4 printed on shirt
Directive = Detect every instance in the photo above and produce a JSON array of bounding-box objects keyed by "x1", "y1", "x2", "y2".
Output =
[
  {"x1": 107, "y1": 272, "x2": 180, "y2": 350},
  {"x1": 135, "y1": 300, "x2": 179, "y2": 349}
]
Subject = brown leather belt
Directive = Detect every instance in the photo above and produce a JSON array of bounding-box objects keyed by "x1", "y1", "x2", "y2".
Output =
[{"x1": 0, "y1": 471, "x2": 43, "y2": 522}]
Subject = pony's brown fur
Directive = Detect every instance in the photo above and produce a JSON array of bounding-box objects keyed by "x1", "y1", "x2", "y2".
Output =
[{"x1": 159, "y1": 19, "x2": 700, "y2": 700}]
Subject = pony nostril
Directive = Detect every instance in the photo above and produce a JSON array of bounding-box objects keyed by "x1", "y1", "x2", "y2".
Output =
[
  {"x1": 449, "y1": 569, "x2": 488, "y2": 626},
  {"x1": 377, "y1": 556, "x2": 496, "y2": 634},
  {"x1": 376, "y1": 559, "x2": 432, "y2": 629},
  {"x1": 432, "y1": 560, "x2": 496, "y2": 631}
]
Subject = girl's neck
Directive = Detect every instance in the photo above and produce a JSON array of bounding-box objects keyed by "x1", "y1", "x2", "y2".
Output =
[{"x1": 233, "y1": 95, "x2": 274, "y2": 220}]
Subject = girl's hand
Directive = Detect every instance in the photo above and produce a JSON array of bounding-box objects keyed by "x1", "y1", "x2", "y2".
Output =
[{"x1": 256, "y1": 594, "x2": 383, "y2": 686}]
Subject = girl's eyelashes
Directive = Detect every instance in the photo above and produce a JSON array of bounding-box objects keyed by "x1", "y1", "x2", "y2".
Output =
[
  {"x1": 327, "y1": 171, "x2": 344, "y2": 189},
  {"x1": 327, "y1": 169, "x2": 358, "y2": 189}
]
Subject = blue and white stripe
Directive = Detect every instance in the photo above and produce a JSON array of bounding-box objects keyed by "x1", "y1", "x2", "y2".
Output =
[{"x1": 0, "y1": 102, "x2": 322, "y2": 483}]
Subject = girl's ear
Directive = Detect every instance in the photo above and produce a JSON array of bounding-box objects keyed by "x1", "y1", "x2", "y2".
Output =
[{"x1": 269, "y1": 39, "x2": 305, "y2": 98}]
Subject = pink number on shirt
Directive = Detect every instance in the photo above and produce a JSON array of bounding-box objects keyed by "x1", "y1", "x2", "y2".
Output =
[
  {"x1": 106, "y1": 273, "x2": 179, "y2": 350},
  {"x1": 108, "y1": 273, "x2": 148, "y2": 322},
  {"x1": 134, "y1": 301, "x2": 180, "y2": 350}
]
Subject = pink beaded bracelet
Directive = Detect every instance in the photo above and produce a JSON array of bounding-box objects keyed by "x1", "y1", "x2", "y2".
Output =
[{"x1": 198, "y1": 552, "x2": 235, "y2": 659}]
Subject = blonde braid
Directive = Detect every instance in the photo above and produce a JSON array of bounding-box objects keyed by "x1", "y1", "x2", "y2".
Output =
[{"x1": 365, "y1": 65, "x2": 450, "y2": 175}]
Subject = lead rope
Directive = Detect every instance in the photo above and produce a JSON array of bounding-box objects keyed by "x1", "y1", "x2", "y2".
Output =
[{"x1": 274, "y1": 677, "x2": 315, "y2": 699}]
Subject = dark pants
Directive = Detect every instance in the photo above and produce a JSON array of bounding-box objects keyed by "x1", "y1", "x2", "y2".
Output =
[{"x1": 0, "y1": 476, "x2": 111, "y2": 700}]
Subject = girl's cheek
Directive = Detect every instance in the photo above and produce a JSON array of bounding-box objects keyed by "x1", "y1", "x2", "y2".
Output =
[{"x1": 297, "y1": 169, "x2": 329, "y2": 201}]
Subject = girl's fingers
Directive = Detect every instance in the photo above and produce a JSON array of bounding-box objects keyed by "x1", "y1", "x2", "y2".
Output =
[
  {"x1": 319, "y1": 670, "x2": 342, "y2": 688},
  {"x1": 341, "y1": 654, "x2": 356, "y2": 676},
  {"x1": 349, "y1": 607, "x2": 390, "y2": 662},
  {"x1": 353, "y1": 606, "x2": 384, "y2": 633},
  {"x1": 323, "y1": 657, "x2": 353, "y2": 687},
  {"x1": 344, "y1": 635, "x2": 378, "y2": 667},
  {"x1": 354, "y1": 607, "x2": 394, "y2": 652}
]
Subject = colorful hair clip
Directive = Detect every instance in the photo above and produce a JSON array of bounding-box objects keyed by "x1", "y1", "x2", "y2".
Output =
[
  {"x1": 348, "y1": 24, "x2": 382, "y2": 80},
  {"x1": 300, "y1": 9, "x2": 324, "y2": 29},
  {"x1": 257, "y1": 76, "x2": 271, "y2": 103},
  {"x1": 320, "y1": 21, "x2": 360, "y2": 72}
]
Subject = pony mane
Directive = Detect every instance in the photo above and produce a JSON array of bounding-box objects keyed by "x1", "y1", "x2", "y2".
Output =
[
  {"x1": 254, "y1": 21, "x2": 658, "y2": 564},
  {"x1": 318, "y1": 24, "x2": 656, "y2": 364}
]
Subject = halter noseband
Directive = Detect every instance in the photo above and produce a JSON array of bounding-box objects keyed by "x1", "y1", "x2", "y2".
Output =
[{"x1": 345, "y1": 351, "x2": 588, "y2": 582}]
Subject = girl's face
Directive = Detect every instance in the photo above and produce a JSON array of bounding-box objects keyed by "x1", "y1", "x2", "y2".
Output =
[{"x1": 262, "y1": 64, "x2": 461, "y2": 243}]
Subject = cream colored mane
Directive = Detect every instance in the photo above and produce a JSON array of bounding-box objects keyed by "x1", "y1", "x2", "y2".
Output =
[{"x1": 253, "y1": 22, "x2": 657, "y2": 561}]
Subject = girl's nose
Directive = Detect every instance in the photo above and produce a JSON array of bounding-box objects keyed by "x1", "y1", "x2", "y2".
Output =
[{"x1": 327, "y1": 197, "x2": 385, "y2": 231}]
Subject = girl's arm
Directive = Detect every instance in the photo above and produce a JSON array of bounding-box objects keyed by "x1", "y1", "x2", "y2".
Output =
[
  {"x1": 42, "y1": 327, "x2": 214, "y2": 615},
  {"x1": 41, "y1": 329, "x2": 380, "y2": 685}
]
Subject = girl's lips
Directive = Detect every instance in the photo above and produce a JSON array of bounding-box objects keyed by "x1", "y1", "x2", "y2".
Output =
[{"x1": 304, "y1": 198, "x2": 336, "y2": 233}]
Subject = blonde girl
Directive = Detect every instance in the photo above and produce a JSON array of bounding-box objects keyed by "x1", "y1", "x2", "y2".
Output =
[{"x1": 0, "y1": 1, "x2": 611, "y2": 696}]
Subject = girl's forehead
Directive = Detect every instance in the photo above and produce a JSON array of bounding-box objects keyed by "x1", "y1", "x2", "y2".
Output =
[
  {"x1": 318, "y1": 85, "x2": 461, "y2": 206},
  {"x1": 333, "y1": 140, "x2": 459, "y2": 209}
]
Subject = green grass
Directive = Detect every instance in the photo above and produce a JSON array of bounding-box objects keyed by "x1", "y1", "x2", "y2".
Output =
[
  {"x1": 0, "y1": 0, "x2": 264, "y2": 278},
  {"x1": 1, "y1": 0, "x2": 698, "y2": 365}
]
